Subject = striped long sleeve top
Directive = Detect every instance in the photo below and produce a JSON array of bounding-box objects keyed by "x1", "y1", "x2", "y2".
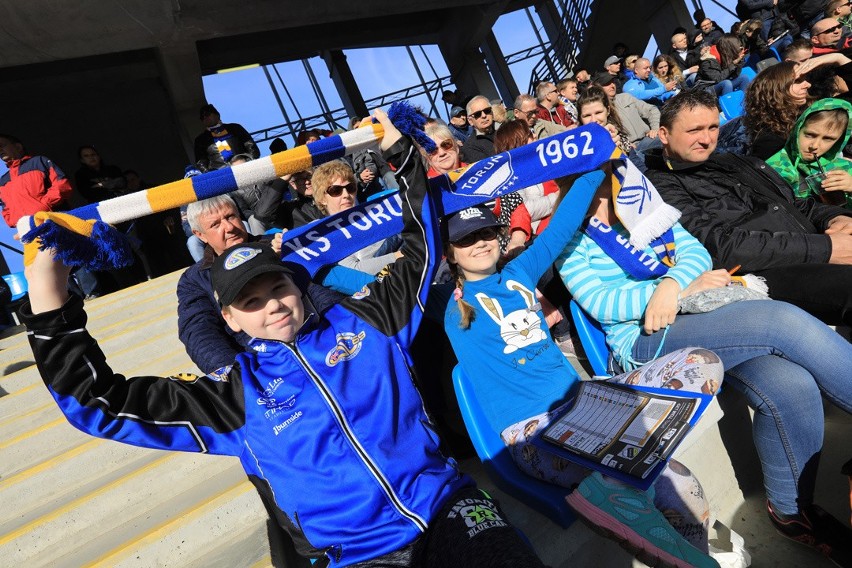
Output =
[{"x1": 556, "y1": 222, "x2": 711, "y2": 370}]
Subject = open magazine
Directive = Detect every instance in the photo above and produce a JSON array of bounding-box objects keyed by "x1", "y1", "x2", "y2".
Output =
[{"x1": 533, "y1": 381, "x2": 712, "y2": 490}]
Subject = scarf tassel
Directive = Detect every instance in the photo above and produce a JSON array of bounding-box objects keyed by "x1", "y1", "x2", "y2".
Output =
[{"x1": 23, "y1": 220, "x2": 134, "y2": 270}]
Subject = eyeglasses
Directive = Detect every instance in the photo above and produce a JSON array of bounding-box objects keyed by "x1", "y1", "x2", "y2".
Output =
[
  {"x1": 817, "y1": 24, "x2": 842, "y2": 35},
  {"x1": 452, "y1": 226, "x2": 499, "y2": 248},
  {"x1": 517, "y1": 109, "x2": 538, "y2": 119},
  {"x1": 429, "y1": 139, "x2": 456, "y2": 155},
  {"x1": 469, "y1": 107, "x2": 493, "y2": 120},
  {"x1": 325, "y1": 182, "x2": 357, "y2": 197}
]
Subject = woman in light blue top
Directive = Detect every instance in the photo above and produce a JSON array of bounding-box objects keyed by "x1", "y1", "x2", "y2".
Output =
[{"x1": 557, "y1": 162, "x2": 852, "y2": 559}]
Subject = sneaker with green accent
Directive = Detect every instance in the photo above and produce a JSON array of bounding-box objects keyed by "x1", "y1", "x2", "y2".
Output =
[{"x1": 566, "y1": 472, "x2": 719, "y2": 568}]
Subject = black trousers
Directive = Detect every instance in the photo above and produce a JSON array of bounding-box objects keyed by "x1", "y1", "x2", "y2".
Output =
[
  {"x1": 754, "y1": 263, "x2": 852, "y2": 327},
  {"x1": 350, "y1": 487, "x2": 549, "y2": 568}
]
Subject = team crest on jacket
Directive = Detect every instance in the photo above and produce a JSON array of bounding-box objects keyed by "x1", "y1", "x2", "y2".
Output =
[
  {"x1": 325, "y1": 331, "x2": 366, "y2": 366},
  {"x1": 224, "y1": 247, "x2": 262, "y2": 269}
]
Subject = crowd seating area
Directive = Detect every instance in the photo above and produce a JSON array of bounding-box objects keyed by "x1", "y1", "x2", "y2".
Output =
[{"x1": 2, "y1": 1, "x2": 852, "y2": 567}]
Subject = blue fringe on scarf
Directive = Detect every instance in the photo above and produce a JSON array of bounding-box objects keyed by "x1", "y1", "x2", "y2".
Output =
[
  {"x1": 387, "y1": 102, "x2": 435, "y2": 154},
  {"x1": 23, "y1": 220, "x2": 134, "y2": 270}
]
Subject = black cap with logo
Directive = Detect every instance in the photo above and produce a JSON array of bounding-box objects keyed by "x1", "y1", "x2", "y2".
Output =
[{"x1": 211, "y1": 243, "x2": 294, "y2": 307}]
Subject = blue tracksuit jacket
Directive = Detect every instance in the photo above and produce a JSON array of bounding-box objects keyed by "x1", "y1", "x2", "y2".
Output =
[{"x1": 23, "y1": 137, "x2": 472, "y2": 567}]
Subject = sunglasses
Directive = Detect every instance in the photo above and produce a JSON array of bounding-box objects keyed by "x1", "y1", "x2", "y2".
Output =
[
  {"x1": 469, "y1": 107, "x2": 493, "y2": 120},
  {"x1": 429, "y1": 139, "x2": 456, "y2": 155},
  {"x1": 818, "y1": 24, "x2": 842, "y2": 35},
  {"x1": 326, "y1": 182, "x2": 357, "y2": 197},
  {"x1": 452, "y1": 226, "x2": 499, "y2": 248}
]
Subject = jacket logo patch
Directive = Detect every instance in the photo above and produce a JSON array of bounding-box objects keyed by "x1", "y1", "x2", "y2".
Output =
[
  {"x1": 325, "y1": 331, "x2": 366, "y2": 366},
  {"x1": 352, "y1": 285, "x2": 371, "y2": 300},
  {"x1": 224, "y1": 247, "x2": 262, "y2": 270}
]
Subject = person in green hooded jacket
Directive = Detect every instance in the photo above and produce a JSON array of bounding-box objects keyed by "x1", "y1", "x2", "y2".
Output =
[{"x1": 766, "y1": 97, "x2": 852, "y2": 209}]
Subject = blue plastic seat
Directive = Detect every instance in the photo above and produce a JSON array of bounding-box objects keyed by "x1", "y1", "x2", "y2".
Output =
[
  {"x1": 739, "y1": 66, "x2": 757, "y2": 81},
  {"x1": 719, "y1": 90, "x2": 746, "y2": 120},
  {"x1": 769, "y1": 46, "x2": 781, "y2": 61},
  {"x1": 2, "y1": 271, "x2": 28, "y2": 301},
  {"x1": 568, "y1": 300, "x2": 610, "y2": 377},
  {"x1": 451, "y1": 365, "x2": 575, "y2": 528}
]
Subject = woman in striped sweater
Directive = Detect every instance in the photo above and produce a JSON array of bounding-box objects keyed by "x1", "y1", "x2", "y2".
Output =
[{"x1": 556, "y1": 163, "x2": 852, "y2": 565}]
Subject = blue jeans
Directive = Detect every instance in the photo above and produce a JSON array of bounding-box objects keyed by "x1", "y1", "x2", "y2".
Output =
[
  {"x1": 631, "y1": 301, "x2": 852, "y2": 515},
  {"x1": 712, "y1": 74, "x2": 751, "y2": 96}
]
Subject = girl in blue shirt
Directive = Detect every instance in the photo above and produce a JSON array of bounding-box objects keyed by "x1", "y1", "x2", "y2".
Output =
[{"x1": 442, "y1": 168, "x2": 722, "y2": 568}]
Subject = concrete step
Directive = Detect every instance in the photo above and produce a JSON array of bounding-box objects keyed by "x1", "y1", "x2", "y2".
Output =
[{"x1": 0, "y1": 451, "x2": 248, "y2": 566}]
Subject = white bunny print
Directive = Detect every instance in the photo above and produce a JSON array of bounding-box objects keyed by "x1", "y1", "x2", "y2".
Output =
[{"x1": 474, "y1": 280, "x2": 548, "y2": 354}]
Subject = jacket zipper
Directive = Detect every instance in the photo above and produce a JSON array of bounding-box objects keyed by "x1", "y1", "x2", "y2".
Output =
[{"x1": 281, "y1": 340, "x2": 429, "y2": 533}]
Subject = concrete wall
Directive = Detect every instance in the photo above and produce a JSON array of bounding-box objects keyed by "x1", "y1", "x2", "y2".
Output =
[{"x1": 0, "y1": 50, "x2": 189, "y2": 193}]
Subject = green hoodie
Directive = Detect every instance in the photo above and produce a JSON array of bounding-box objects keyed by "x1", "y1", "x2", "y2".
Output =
[{"x1": 766, "y1": 97, "x2": 852, "y2": 209}]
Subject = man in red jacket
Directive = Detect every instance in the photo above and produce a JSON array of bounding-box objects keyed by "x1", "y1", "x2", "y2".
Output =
[{"x1": 0, "y1": 134, "x2": 72, "y2": 228}]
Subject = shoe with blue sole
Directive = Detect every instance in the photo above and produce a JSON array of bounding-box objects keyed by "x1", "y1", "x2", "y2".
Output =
[{"x1": 566, "y1": 471, "x2": 719, "y2": 568}]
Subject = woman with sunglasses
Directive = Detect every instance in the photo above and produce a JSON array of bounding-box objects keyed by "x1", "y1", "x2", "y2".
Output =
[
  {"x1": 311, "y1": 161, "x2": 401, "y2": 274},
  {"x1": 439, "y1": 170, "x2": 722, "y2": 568},
  {"x1": 424, "y1": 123, "x2": 466, "y2": 177}
]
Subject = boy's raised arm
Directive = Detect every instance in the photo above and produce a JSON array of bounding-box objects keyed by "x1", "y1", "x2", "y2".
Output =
[
  {"x1": 22, "y1": 248, "x2": 247, "y2": 456},
  {"x1": 341, "y1": 110, "x2": 439, "y2": 347}
]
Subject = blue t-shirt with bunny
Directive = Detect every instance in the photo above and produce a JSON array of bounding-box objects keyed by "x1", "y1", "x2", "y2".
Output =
[{"x1": 444, "y1": 171, "x2": 604, "y2": 433}]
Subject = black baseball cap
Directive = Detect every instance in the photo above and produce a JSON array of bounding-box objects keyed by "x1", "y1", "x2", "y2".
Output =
[
  {"x1": 443, "y1": 204, "x2": 505, "y2": 243},
  {"x1": 211, "y1": 243, "x2": 294, "y2": 307},
  {"x1": 592, "y1": 72, "x2": 617, "y2": 86}
]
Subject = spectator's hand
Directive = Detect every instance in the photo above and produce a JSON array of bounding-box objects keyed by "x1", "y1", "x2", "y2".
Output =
[
  {"x1": 687, "y1": 65, "x2": 699, "y2": 74},
  {"x1": 680, "y1": 269, "x2": 731, "y2": 298},
  {"x1": 822, "y1": 170, "x2": 852, "y2": 193},
  {"x1": 505, "y1": 230, "x2": 527, "y2": 258},
  {"x1": 826, "y1": 215, "x2": 852, "y2": 235},
  {"x1": 797, "y1": 53, "x2": 852, "y2": 76},
  {"x1": 828, "y1": 232, "x2": 852, "y2": 264},
  {"x1": 270, "y1": 230, "x2": 286, "y2": 255},
  {"x1": 359, "y1": 169, "x2": 375, "y2": 183},
  {"x1": 665, "y1": 81, "x2": 677, "y2": 91},
  {"x1": 642, "y1": 278, "x2": 680, "y2": 334},
  {"x1": 605, "y1": 123, "x2": 620, "y2": 144},
  {"x1": 646, "y1": 129, "x2": 659, "y2": 139},
  {"x1": 373, "y1": 109, "x2": 402, "y2": 151},
  {"x1": 25, "y1": 246, "x2": 72, "y2": 314}
]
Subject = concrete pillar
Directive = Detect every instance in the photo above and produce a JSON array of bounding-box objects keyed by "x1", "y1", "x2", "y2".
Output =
[
  {"x1": 155, "y1": 42, "x2": 206, "y2": 163},
  {"x1": 437, "y1": 2, "x2": 507, "y2": 101},
  {"x1": 482, "y1": 32, "x2": 520, "y2": 104},
  {"x1": 321, "y1": 50, "x2": 368, "y2": 119},
  {"x1": 640, "y1": 0, "x2": 695, "y2": 55}
]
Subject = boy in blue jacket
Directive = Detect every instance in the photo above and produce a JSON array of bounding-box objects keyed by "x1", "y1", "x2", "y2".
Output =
[{"x1": 22, "y1": 113, "x2": 546, "y2": 568}]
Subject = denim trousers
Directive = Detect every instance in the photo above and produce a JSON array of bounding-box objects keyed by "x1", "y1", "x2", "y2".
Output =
[
  {"x1": 713, "y1": 74, "x2": 751, "y2": 96},
  {"x1": 631, "y1": 300, "x2": 852, "y2": 515}
]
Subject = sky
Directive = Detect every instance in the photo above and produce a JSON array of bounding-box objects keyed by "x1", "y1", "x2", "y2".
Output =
[{"x1": 0, "y1": 3, "x2": 738, "y2": 274}]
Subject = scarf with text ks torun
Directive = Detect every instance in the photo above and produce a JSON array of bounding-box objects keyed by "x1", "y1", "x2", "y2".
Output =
[{"x1": 279, "y1": 124, "x2": 616, "y2": 276}]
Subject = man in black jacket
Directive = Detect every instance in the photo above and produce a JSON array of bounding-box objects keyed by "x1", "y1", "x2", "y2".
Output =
[
  {"x1": 646, "y1": 90, "x2": 852, "y2": 326},
  {"x1": 460, "y1": 96, "x2": 496, "y2": 163}
]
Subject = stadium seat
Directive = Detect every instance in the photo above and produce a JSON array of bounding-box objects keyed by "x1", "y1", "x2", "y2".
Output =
[
  {"x1": 719, "y1": 90, "x2": 746, "y2": 120},
  {"x1": 769, "y1": 46, "x2": 781, "y2": 61},
  {"x1": 739, "y1": 65, "x2": 758, "y2": 80},
  {"x1": 451, "y1": 365, "x2": 576, "y2": 528},
  {"x1": 2, "y1": 271, "x2": 28, "y2": 301},
  {"x1": 568, "y1": 300, "x2": 611, "y2": 377}
]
